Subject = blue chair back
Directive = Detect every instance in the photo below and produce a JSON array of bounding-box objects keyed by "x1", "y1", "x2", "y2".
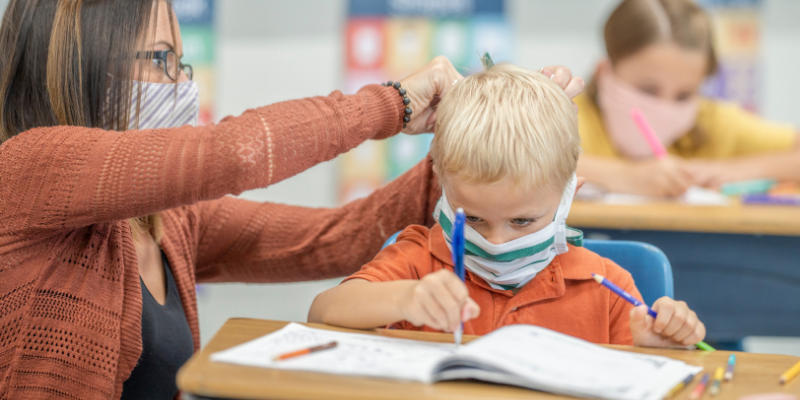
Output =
[
  {"x1": 381, "y1": 233, "x2": 674, "y2": 306},
  {"x1": 584, "y1": 239, "x2": 674, "y2": 306}
]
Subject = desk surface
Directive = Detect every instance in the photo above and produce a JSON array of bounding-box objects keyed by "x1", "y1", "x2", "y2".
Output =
[
  {"x1": 567, "y1": 200, "x2": 800, "y2": 236},
  {"x1": 178, "y1": 318, "x2": 800, "y2": 400}
]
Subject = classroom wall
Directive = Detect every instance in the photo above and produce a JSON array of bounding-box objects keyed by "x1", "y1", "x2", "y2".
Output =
[{"x1": 198, "y1": 0, "x2": 800, "y2": 347}]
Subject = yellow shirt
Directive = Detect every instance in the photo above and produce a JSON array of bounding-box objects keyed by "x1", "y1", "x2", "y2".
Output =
[{"x1": 575, "y1": 93, "x2": 796, "y2": 159}]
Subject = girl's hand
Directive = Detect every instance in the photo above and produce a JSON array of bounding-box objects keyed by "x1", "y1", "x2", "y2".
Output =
[
  {"x1": 630, "y1": 297, "x2": 706, "y2": 348},
  {"x1": 684, "y1": 159, "x2": 764, "y2": 189},
  {"x1": 398, "y1": 269, "x2": 480, "y2": 332},
  {"x1": 621, "y1": 156, "x2": 693, "y2": 197}
]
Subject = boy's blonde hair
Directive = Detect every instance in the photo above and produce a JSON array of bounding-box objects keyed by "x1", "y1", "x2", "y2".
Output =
[{"x1": 430, "y1": 63, "x2": 581, "y2": 192}]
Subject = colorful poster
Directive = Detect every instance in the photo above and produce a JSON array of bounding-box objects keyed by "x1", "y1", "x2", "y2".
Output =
[
  {"x1": 699, "y1": 0, "x2": 761, "y2": 112},
  {"x1": 341, "y1": 0, "x2": 510, "y2": 204},
  {"x1": 173, "y1": 0, "x2": 215, "y2": 125}
]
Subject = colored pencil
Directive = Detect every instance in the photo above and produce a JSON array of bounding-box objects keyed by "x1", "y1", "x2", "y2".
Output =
[
  {"x1": 665, "y1": 373, "x2": 696, "y2": 398},
  {"x1": 779, "y1": 359, "x2": 800, "y2": 385},
  {"x1": 451, "y1": 208, "x2": 467, "y2": 347},
  {"x1": 591, "y1": 274, "x2": 715, "y2": 351},
  {"x1": 631, "y1": 108, "x2": 668, "y2": 160},
  {"x1": 273, "y1": 341, "x2": 338, "y2": 361},
  {"x1": 724, "y1": 354, "x2": 736, "y2": 381},
  {"x1": 710, "y1": 367, "x2": 724, "y2": 396},
  {"x1": 690, "y1": 373, "x2": 710, "y2": 400}
]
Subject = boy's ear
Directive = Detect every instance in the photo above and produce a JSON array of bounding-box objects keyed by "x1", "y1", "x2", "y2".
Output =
[{"x1": 573, "y1": 176, "x2": 586, "y2": 199}]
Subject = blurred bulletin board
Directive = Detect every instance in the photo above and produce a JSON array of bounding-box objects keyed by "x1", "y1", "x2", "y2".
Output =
[
  {"x1": 173, "y1": 0, "x2": 215, "y2": 125},
  {"x1": 698, "y1": 0, "x2": 761, "y2": 112},
  {"x1": 340, "y1": 0, "x2": 512, "y2": 204}
]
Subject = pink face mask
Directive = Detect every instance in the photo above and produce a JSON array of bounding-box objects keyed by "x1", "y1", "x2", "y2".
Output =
[{"x1": 596, "y1": 64, "x2": 699, "y2": 159}]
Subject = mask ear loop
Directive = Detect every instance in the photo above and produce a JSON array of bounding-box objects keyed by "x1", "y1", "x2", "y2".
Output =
[{"x1": 554, "y1": 174, "x2": 578, "y2": 254}]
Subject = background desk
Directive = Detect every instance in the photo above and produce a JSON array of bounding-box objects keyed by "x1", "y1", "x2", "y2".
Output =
[
  {"x1": 568, "y1": 201, "x2": 800, "y2": 344},
  {"x1": 178, "y1": 318, "x2": 800, "y2": 400}
]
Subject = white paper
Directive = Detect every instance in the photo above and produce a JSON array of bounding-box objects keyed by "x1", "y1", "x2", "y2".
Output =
[
  {"x1": 210, "y1": 323, "x2": 455, "y2": 382},
  {"x1": 451, "y1": 325, "x2": 702, "y2": 400},
  {"x1": 596, "y1": 186, "x2": 728, "y2": 206}
]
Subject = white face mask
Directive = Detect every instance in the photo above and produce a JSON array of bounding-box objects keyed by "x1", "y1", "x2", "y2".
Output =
[
  {"x1": 129, "y1": 80, "x2": 200, "y2": 129},
  {"x1": 433, "y1": 174, "x2": 583, "y2": 291}
]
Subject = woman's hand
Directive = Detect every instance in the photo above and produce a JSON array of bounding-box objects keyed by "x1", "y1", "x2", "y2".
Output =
[
  {"x1": 400, "y1": 56, "x2": 465, "y2": 135},
  {"x1": 630, "y1": 297, "x2": 706, "y2": 348},
  {"x1": 398, "y1": 269, "x2": 480, "y2": 332},
  {"x1": 541, "y1": 66, "x2": 585, "y2": 113}
]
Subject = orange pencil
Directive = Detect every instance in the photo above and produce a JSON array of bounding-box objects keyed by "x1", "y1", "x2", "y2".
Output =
[{"x1": 273, "y1": 341, "x2": 338, "y2": 361}]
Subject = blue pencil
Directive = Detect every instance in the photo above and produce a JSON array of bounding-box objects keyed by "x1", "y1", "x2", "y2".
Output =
[
  {"x1": 591, "y1": 273, "x2": 715, "y2": 351},
  {"x1": 451, "y1": 208, "x2": 466, "y2": 346}
]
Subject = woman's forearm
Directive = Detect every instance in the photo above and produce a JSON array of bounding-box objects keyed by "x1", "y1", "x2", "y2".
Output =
[
  {"x1": 190, "y1": 157, "x2": 439, "y2": 284},
  {"x1": 309, "y1": 279, "x2": 413, "y2": 329},
  {"x1": 0, "y1": 85, "x2": 404, "y2": 237}
]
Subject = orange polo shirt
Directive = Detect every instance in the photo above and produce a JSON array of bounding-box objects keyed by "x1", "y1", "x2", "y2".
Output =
[{"x1": 345, "y1": 224, "x2": 641, "y2": 345}]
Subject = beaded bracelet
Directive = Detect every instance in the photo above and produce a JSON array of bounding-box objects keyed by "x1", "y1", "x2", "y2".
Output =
[{"x1": 381, "y1": 81, "x2": 412, "y2": 129}]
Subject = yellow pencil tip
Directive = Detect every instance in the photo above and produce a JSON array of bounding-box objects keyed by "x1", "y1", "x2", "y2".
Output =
[{"x1": 592, "y1": 274, "x2": 604, "y2": 284}]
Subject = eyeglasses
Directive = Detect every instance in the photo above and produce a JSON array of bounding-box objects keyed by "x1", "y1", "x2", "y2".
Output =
[{"x1": 136, "y1": 50, "x2": 193, "y2": 81}]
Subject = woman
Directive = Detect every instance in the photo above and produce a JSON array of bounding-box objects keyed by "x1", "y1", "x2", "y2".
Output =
[
  {"x1": 576, "y1": 0, "x2": 800, "y2": 197},
  {"x1": 0, "y1": 0, "x2": 583, "y2": 398}
]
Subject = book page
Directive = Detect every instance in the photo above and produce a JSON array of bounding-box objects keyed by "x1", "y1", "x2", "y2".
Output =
[
  {"x1": 450, "y1": 325, "x2": 702, "y2": 400},
  {"x1": 210, "y1": 323, "x2": 455, "y2": 382}
]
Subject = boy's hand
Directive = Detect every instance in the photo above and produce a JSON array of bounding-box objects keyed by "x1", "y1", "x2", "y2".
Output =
[
  {"x1": 399, "y1": 269, "x2": 480, "y2": 332},
  {"x1": 630, "y1": 297, "x2": 706, "y2": 348}
]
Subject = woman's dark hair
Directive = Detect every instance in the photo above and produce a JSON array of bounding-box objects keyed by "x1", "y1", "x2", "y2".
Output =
[
  {"x1": 0, "y1": 0, "x2": 169, "y2": 143},
  {"x1": 0, "y1": 0, "x2": 175, "y2": 241}
]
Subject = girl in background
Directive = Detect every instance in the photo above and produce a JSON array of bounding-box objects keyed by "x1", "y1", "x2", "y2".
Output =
[{"x1": 576, "y1": 0, "x2": 800, "y2": 197}]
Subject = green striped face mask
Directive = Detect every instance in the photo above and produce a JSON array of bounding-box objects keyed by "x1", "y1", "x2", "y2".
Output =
[{"x1": 434, "y1": 174, "x2": 583, "y2": 291}]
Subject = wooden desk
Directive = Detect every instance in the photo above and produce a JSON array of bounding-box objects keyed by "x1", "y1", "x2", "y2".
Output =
[
  {"x1": 567, "y1": 201, "x2": 800, "y2": 344},
  {"x1": 178, "y1": 318, "x2": 800, "y2": 400},
  {"x1": 568, "y1": 201, "x2": 800, "y2": 237}
]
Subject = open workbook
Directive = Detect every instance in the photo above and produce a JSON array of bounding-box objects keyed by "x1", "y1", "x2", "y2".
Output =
[{"x1": 211, "y1": 323, "x2": 701, "y2": 400}]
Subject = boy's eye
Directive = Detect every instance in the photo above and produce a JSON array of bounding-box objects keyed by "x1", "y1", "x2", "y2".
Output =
[
  {"x1": 512, "y1": 218, "x2": 535, "y2": 227},
  {"x1": 466, "y1": 216, "x2": 482, "y2": 223}
]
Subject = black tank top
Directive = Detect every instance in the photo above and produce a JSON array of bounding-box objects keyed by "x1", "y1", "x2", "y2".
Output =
[{"x1": 121, "y1": 252, "x2": 194, "y2": 400}]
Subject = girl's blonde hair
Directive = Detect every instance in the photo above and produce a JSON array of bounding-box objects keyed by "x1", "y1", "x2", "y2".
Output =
[{"x1": 430, "y1": 63, "x2": 580, "y2": 192}]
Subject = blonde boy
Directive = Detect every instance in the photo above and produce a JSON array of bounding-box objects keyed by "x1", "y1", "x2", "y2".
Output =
[{"x1": 309, "y1": 64, "x2": 706, "y2": 347}]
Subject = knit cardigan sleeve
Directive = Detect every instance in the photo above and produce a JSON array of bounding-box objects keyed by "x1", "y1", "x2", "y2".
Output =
[
  {"x1": 0, "y1": 85, "x2": 404, "y2": 238},
  {"x1": 164, "y1": 156, "x2": 440, "y2": 284}
]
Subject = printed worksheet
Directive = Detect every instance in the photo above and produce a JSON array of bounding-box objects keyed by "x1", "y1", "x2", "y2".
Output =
[
  {"x1": 211, "y1": 323, "x2": 456, "y2": 382},
  {"x1": 211, "y1": 323, "x2": 702, "y2": 400}
]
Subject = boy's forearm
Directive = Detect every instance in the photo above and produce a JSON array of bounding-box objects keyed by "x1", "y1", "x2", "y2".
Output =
[{"x1": 308, "y1": 279, "x2": 415, "y2": 329}]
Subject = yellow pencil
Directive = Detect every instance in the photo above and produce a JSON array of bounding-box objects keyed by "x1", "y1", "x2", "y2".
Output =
[
  {"x1": 780, "y1": 359, "x2": 800, "y2": 385},
  {"x1": 710, "y1": 367, "x2": 724, "y2": 396}
]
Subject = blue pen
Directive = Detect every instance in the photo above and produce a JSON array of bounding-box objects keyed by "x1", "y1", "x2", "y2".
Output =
[
  {"x1": 451, "y1": 208, "x2": 466, "y2": 346},
  {"x1": 591, "y1": 273, "x2": 715, "y2": 351}
]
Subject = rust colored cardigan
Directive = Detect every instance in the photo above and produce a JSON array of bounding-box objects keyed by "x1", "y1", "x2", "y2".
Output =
[{"x1": 0, "y1": 85, "x2": 441, "y2": 399}]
